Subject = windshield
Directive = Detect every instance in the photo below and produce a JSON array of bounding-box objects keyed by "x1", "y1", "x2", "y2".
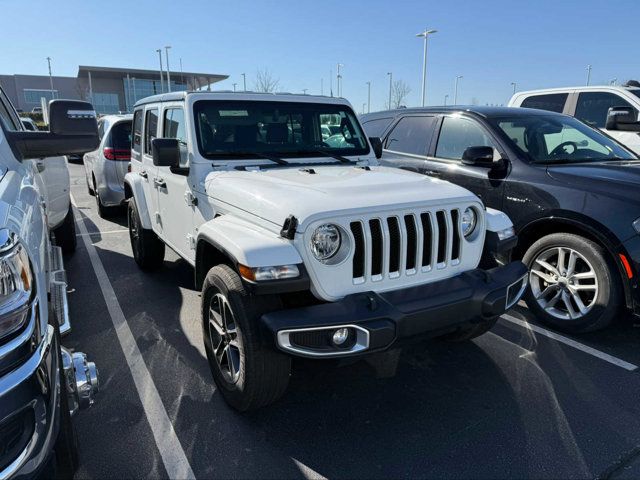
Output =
[
  {"x1": 193, "y1": 100, "x2": 369, "y2": 159},
  {"x1": 493, "y1": 114, "x2": 637, "y2": 164}
]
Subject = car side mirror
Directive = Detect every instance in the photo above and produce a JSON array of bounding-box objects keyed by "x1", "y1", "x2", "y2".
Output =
[
  {"x1": 6, "y1": 100, "x2": 99, "y2": 160},
  {"x1": 605, "y1": 106, "x2": 640, "y2": 131},
  {"x1": 461, "y1": 146, "x2": 496, "y2": 167},
  {"x1": 152, "y1": 138, "x2": 180, "y2": 167},
  {"x1": 369, "y1": 136, "x2": 383, "y2": 159}
]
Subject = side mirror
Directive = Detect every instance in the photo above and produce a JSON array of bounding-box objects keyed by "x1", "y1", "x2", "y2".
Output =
[
  {"x1": 461, "y1": 146, "x2": 496, "y2": 167},
  {"x1": 605, "y1": 106, "x2": 640, "y2": 131},
  {"x1": 152, "y1": 138, "x2": 180, "y2": 167},
  {"x1": 6, "y1": 100, "x2": 99, "y2": 160},
  {"x1": 369, "y1": 136, "x2": 383, "y2": 159}
]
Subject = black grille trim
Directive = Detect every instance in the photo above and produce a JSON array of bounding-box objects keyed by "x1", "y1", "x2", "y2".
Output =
[
  {"x1": 387, "y1": 217, "x2": 401, "y2": 273},
  {"x1": 404, "y1": 215, "x2": 417, "y2": 271},
  {"x1": 369, "y1": 219, "x2": 383, "y2": 276},
  {"x1": 420, "y1": 213, "x2": 433, "y2": 267},
  {"x1": 436, "y1": 211, "x2": 448, "y2": 264},
  {"x1": 350, "y1": 221, "x2": 365, "y2": 279}
]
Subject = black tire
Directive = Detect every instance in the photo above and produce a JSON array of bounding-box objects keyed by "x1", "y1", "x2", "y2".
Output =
[
  {"x1": 522, "y1": 233, "x2": 621, "y2": 333},
  {"x1": 53, "y1": 205, "x2": 77, "y2": 254},
  {"x1": 95, "y1": 187, "x2": 116, "y2": 218},
  {"x1": 202, "y1": 265, "x2": 291, "y2": 411},
  {"x1": 442, "y1": 317, "x2": 499, "y2": 342},
  {"x1": 86, "y1": 174, "x2": 94, "y2": 196},
  {"x1": 128, "y1": 200, "x2": 165, "y2": 270}
]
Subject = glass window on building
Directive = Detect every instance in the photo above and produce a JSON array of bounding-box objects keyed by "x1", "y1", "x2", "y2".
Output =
[
  {"x1": 92, "y1": 93, "x2": 120, "y2": 114},
  {"x1": 123, "y1": 78, "x2": 188, "y2": 112},
  {"x1": 23, "y1": 89, "x2": 57, "y2": 106}
]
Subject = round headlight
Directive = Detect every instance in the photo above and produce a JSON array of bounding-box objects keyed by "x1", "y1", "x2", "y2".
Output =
[
  {"x1": 461, "y1": 208, "x2": 477, "y2": 237},
  {"x1": 310, "y1": 224, "x2": 341, "y2": 261}
]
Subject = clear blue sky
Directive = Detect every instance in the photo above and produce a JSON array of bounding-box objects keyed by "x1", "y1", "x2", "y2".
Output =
[{"x1": 1, "y1": 0, "x2": 637, "y2": 112}]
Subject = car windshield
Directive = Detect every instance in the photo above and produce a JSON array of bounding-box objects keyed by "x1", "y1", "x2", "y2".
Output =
[
  {"x1": 493, "y1": 114, "x2": 637, "y2": 164},
  {"x1": 193, "y1": 100, "x2": 369, "y2": 159}
]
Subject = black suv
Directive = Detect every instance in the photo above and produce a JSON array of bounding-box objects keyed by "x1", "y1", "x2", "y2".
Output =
[{"x1": 361, "y1": 106, "x2": 640, "y2": 333}]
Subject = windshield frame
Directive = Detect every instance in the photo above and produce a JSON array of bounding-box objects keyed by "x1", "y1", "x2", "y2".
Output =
[
  {"x1": 489, "y1": 113, "x2": 638, "y2": 165},
  {"x1": 192, "y1": 99, "x2": 370, "y2": 161}
]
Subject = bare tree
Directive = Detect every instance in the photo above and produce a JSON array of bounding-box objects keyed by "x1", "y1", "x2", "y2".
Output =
[
  {"x1": 386, "y1": 80, "x2": 411, "y2": 109},
  {"x1": 253, "y1": 68, "x2": 280, "y2": 93},
  {"x1": 75, "y1": 79, "x2": 90, "y2": 101}
]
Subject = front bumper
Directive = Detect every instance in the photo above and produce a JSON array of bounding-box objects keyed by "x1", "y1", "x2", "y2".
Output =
[{"x1": 261, "y1": 261, "x2": 528, "y2": 358}]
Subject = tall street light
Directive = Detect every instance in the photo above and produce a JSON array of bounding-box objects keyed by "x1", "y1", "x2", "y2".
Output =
[
  {"x1": 46, "y1": 57, "x2": 54, "y2": 98},
  {"x1": 241, "y1": 73, "x2": 246, "y2": 92},
  {"x1": 302, "y1": 88, "x2": 308, "y2": 95},
  {"x1": 164, "y1": 46, "x2": 172, "y2": 92},
  {"x1": 444, "y1": 94, "x2": 449, "y2": 106},
  {"x1": 366, "y1": 81, "x2": 371, "y2": 113},
  {"x1": 233, "y1": 83, "x2": 237, "y2": 92},
  {"x1": 156, "y1": 49, "x2": 165, "y2": 93},
  {"x1": 387, "y1": 72, "x2": 393, "y2": 110},
  {"x1": 511, "y1": 82, "x2": 517, "y2": 95},
  {"x1": 336, "y1": 63, "x2": 344, "y2": 97},
  {"x1": 454, "y1": 75, "x2": 463, "y2": 104},
  {"x1": 416, "y1": 28, "x2": 437, "y2": 107},
  {"x1": 586, "y1": 65, "x2": 592, "y2": 86}
]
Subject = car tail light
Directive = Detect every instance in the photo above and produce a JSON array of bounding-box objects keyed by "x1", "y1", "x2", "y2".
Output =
[{"x1": 103, "y1": 147, "x2": 131, "y2": 161}]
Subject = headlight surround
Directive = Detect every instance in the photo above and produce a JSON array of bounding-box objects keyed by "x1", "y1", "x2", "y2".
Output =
[
  {"x1": 0, "y1": 231, "x2": 33, "y2": 339},
  {"x1": 461, "y1": 207, "x2": 478, "y2": 237},
  {"x1": 310, "y1": 224, "x2": 341, "y2": 261}
]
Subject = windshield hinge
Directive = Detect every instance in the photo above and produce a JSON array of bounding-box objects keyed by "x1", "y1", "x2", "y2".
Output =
[{"x1": 280, "y1": 215, "x2": 298, "y2": 240}]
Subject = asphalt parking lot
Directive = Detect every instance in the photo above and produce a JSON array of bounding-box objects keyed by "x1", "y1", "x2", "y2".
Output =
[{"x1": 62, "y1": 162, "x2": 640, "y2": 479}]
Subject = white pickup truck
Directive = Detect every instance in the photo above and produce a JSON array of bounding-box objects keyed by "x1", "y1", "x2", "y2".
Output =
[{"x1": 124, "y1": 92, "x2": 527, "y2": 411}]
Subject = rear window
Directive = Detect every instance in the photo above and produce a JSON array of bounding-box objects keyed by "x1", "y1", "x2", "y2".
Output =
[
  {"x1": 520, "y1": 93, "x2": 568, "y2": 113},
  {"x1": 361, "y1": 117, "x2": 393, "y2": 137},
  {"x1": 109, "y1": 121, "x2": 132, "y2": 150},
  {"x1": 384, "y1": 116, "x2": 437, "y2": 156}
]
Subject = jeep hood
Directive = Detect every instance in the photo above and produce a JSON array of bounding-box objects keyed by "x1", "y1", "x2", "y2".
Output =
[{"x1": 204, "y1": 165, "x2": 479, "y2": 231}]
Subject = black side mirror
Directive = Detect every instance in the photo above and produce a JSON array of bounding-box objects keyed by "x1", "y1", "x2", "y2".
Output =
[
  {"x1": 605, "y1": 106, "x2": 640, "y2": 131},
  {"x1": 461, "y1": 146, "x2": 496, "y2": 167},
  {"x1": 369, "y1": 136, "x2": 383, "y2": 159},
  {"x1": 6, "y1": 100, "x2": 99, "y2": 160},
  {"x1": 152, "y1": 138, "x2": 180, "y2": 167}
]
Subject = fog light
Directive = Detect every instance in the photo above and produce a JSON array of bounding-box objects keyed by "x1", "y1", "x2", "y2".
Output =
[{"x1": 332, "y1": 328, "x2": 350, "y2": 345}]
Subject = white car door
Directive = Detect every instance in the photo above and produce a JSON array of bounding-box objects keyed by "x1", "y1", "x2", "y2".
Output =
[
  {"x1": 156, "y1": 104, "x2": 195, "y2": 262},
  {"x1": 141, "y1": 107, "x2": 161, "y2": 235}
]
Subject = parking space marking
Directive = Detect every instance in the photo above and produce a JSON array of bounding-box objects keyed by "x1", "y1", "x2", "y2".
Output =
[
  {"x1": 71, "y1": 195, "x2": 196, "y2": 480},
  {"x1": 501, "y1": 314, "x2": 639, "y2": 372},
  {"x1": 75, "y1": 228, "x2": 128, "y2": 237}
]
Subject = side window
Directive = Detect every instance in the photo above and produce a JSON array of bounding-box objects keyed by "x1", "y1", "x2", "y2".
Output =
[
  {"x1": 163, "y1": 108, "x2": 188, "y2": 167},
  {"x1": 0, "y1": 93, "x2": 19, "y2": 131},
  {"x1": 575, "y1": 92, "x2": 637, "y2": 128},
  {"x1": 384, "y1": 116, "x2": 436, "y2": 156},
  {"x1": 144, "y1": 108, "x2": 158, "y2": 155},
  {"x1": 97, "y1": 120, "x2": 106, "y2": 140},
  {"x1": 362, "y1": 117, "x2": 393, "y2": 138},
  {"x1": 435, "y1": 116, "x2": 496, "y2": 160},
  {"x1": 521, "y1": 93, "x2": 568, "y2": 113},
  {"x1": 132, "y1": 109, "x2": 143, "y2": 154}
]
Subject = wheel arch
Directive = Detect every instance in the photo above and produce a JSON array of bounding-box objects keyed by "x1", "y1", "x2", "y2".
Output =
[{"x1": 123, "y1": 173, "x2": 152, "y2": 229}]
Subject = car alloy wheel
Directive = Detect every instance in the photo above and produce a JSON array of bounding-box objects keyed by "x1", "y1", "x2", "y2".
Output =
[
  {"x1": 529, "y1": 246, "x2": 598, "y2": 320},
  {"x1": 208, "y1": 293, "x2": 242, "y2": 384}
]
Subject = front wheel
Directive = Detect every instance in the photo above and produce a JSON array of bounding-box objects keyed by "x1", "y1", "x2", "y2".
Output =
[
  {"x1": 128, "y1": 200, "x2": 165, "y2": 270},
  {"x1": 522, "y1": 233, "x2": 621, "y2": 333},
  {"x1": 202, "y1": 265, "x2": 291, "y2": 411}
]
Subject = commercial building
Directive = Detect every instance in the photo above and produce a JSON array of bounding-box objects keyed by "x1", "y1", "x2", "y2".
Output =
[{"x1": 0, "y1": 65, "x2": 228, "y2": 114}]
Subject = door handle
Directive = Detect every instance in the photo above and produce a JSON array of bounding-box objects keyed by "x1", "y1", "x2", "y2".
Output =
[
  {"x1": 139, "y1": 170, "x2": 148, "y2": 179},
  {"x1": 154, "y1": 178, "x2": 166, "y2": 188}
]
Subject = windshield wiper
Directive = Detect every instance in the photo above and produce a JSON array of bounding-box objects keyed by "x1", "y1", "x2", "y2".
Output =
[
  {"x1": 306, "y1": 149, "x2": 355, "y2": 164},
  {"x1": 220, "y1": 151, "x2": 289, "y2": 166}
]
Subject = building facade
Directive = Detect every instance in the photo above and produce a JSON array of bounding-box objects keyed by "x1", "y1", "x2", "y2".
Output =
[{"x1": 0, "y1": 65, "x2": 228, "y2": 114}]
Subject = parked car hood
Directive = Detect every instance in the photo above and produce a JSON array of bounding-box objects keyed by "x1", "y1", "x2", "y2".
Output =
[
  {"x1": 546, "y1": 161, "x2": 640, "y2": 198},
  {"x1": 204, "y1": 165, "x2": 478, "y2": 231}
]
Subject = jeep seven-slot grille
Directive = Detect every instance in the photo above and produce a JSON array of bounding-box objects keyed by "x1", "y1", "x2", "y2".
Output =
[{"x1": 349, "y1": 209, "x2": 462, "y2": 283}]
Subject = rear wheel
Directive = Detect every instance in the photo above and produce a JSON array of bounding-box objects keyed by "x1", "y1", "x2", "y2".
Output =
[
  {"x1": 53, "y1": 205, "x2": 77, "y2": 254},
  {"x1": 128, "y1": 200, "x2": 165, "y2": 270},
  {"x1": 523, "y1": 233, "x2": 621, "y2": 333},
  {"x1": 202, "y1": 265, "x2": 291, "y2": 411}
]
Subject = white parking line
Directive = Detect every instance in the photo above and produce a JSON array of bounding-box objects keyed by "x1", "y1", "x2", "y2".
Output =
[
  {"x1": 75, "y1": 229, "x2": 128, "y2": 237},
  {"x1": 501, "y1": 314, "x2": 639, "y2": 372},
  {"x1": 71, "y1": 195, "x2": 196, "y2": 480}
]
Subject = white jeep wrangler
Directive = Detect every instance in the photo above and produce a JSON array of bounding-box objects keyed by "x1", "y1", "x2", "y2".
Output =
[{"x1": 124, "y1": 92, "x2": 527, "y2": 411}]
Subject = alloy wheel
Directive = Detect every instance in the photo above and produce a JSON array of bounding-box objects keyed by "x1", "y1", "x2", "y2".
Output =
[
  {"x1": 529, "y1": 246, "x2": 598, "y2": 320},
  {"x1": 208, "y1": 293, "x2": 242, "y2": 384}
]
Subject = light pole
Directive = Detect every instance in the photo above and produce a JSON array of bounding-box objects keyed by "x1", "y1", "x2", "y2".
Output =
[
  {"x1": 510, "y1": 82, "x2": 517, "y2": 95},
  {"x1": 610, "y1": 77, "x2": 617, "y2": 86},
  {"x1": 164, "y1": 46, "x2": 172, "y2": 92},
  {"x1": 387, "y1": 72, "x2": 393, "y2": 110},
  {"x1": 454, "y1": 75, "x2": 463, "y2": 104},
  {"x1": 46, "y1": 57, "x2": 54, "y2": 98},
  {"x1": 586, "y1": 65, "x2": 592, "y2": 86},
  {"x1": 156, "y1": 49, "x2": 165, "y2": 93},
  {"x1": 302, "y1": 88, "x2": 308, "y2": 95},
  {"x1": 241, "y1": 73, "x2": 246, "y2": 91},
  {"x1": 444, "y1": 94, "x2": 449, "y2": 106},
  {"x1": 336, "y1": 63, "x2": 344, "y2": 96},
  {"x1": 366, "y1": 81, "x2": 371, "y2": 113},
  {"x1": 180, "y1": 58, "x2": 184, "y2": 86},
  {"x1": 233, "y1": 83, "x2": 237, "y2": 92},
  {"x1": 321, "y1": 78, "x2": 323, "y2": 95},
  {"x1": 362, "y1": 103, "x2": 366, "y2": 114},
  {"x1": 416, "y1": 28, "x2": 437, "y2": 107}
]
